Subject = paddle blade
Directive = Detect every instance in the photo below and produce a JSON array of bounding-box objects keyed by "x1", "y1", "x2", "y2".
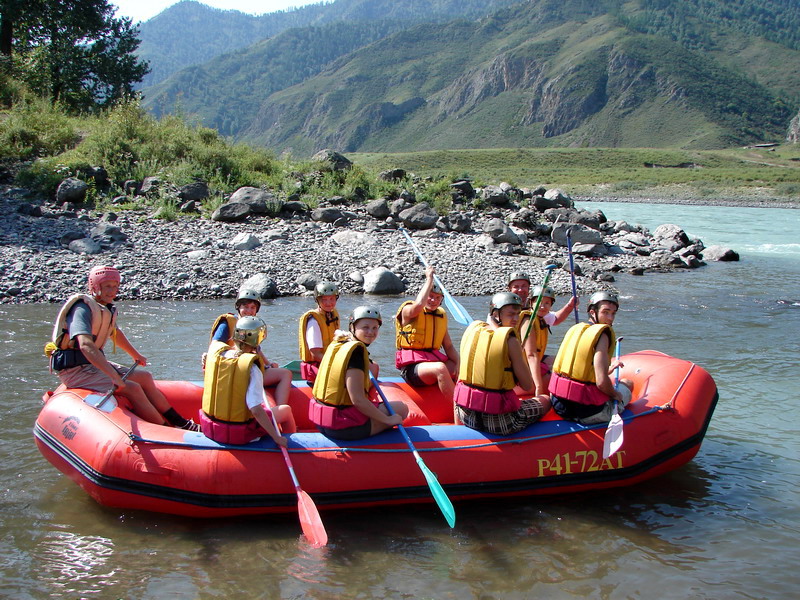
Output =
[
  {"x1": 296, "y1": 489, "x2": 328, "y2": 548},
  {"x1": 83, "y1": 392, "x2": 117, "y2": 412},
  {"x1": 416, "y1": 456, "x2": 456, "y2": 528},
  {"x1": 443, "y1": 292, "x2": 473, "y2": 327},
  {"x1": 603, "y1": 413, "x2": 624, "y2": 459}
]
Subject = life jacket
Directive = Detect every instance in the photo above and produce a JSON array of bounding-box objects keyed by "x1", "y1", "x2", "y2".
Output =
[
  {"x1": 458, "y1": 319, "x2": 516, "y2": 385},
  {"x1": 52, "y1": 294, "x2": 117, "y2": 350},
  {"x1": 395, "y1": 301, "x2": 448, "y2": 368},
  {"x1": 209, "y1": 313, "x2": 237, "y2": 346},
  {"x1": 202, "y1": 341, "x2": 264, "y2": 423},
  {"x1": 298, "y1": 309, "x2": 339, "y2": 362},
  {"x1": 308, "y1": 339, "x2": 373, "y2": 430},
  {"x1": 47, "y1": 294, "x2": 118, "y2": 370},
  {"x1": 520, "y1": 312, "x2": 550, "y2": 361},
  {"x1": 549, "y1": 322, "x2": 616, "y2": 406}
]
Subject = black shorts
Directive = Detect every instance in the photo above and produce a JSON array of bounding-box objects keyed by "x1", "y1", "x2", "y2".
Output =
[
  {"x1": 399, "y1": 363, "x2": 427, "y2": 387},
  {"x1": 318, "y1": 420, "x2": 373, "y2": 441}
]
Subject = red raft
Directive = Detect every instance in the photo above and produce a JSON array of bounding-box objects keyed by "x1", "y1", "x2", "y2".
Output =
[{"x1": 34, "y1": 350, "x2": 717, "y2": 518}]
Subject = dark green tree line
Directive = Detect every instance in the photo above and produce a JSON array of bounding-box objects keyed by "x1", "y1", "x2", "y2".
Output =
[{"x1": 0, "y1": 0, "x2": 148, "y2": 111}]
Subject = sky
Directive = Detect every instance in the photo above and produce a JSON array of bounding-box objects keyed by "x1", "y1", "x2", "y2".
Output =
[{"x1": 110, "y1": 0, "x2": 323, "y2": 24}]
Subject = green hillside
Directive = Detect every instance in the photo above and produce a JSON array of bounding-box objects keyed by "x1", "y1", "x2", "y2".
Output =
[{"x1": 140, "y1": 0, "x2": 800, "y2": 155}]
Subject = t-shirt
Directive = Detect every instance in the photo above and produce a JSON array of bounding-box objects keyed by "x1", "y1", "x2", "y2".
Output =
[
  {"x1": 66, "y1": 301, "x2": 105, "y2": 353},
  {"x1": 212, "y1": 320, "x2": 231, "y2": 342},
  {"x1": 305, "y1": 318, "x2": 323, "y2": 350}
]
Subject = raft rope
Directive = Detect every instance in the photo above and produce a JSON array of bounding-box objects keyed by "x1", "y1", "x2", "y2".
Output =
[{"x1": 121, "y1": 407, "x2": 670, "y2": 455}]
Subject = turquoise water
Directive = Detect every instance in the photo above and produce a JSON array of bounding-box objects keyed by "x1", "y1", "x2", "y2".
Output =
[{"x1": 2, "y1": 202, "x2": 799, "y2": 598}]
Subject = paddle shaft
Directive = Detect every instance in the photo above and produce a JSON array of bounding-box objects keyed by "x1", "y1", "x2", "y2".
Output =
[
  {"x1": 566, "y1": 229, "x2": 580, "y2": 324},
  {"x1": 369, "y1": 373, "x2": 456, "y2": 527},
  {"x1": 399, "y1": 228, "x2": 472, "y2": 326},
  {"x1": 95, "y1": 362, "x2": 138, "y2": 410},
  {"x1": 522, "y1": 265, "x2": 557, "y2": 344}
]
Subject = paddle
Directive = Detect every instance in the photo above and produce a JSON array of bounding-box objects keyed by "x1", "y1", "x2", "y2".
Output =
[
  {"x1": 399, "y1": 227, "x2": 473, "y2": 327},
  {"x1": 267, "y1": 405, "x2": 329, "y2": 548},
  {"x1": 84, "y1": 362, "x2": 138, "y2": 412},
  {"x1": 369, "y1": 373, "x2": 456, "y2": 527},
  {"x1": 602, "y1": 336, "x2": 625, "y2": 459},
  {"x1": 521, "y1": 263, "x2": 558, "y2": 344},
  {"x1": 566, "y1": 228, "x2": 580, "y2": 324}
]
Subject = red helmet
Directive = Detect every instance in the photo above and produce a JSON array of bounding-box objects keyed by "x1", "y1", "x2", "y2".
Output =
[{"x1": 88, "y1": 265, "x2": 121, "y2": 294}]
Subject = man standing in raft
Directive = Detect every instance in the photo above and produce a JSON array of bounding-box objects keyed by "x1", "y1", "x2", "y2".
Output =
[
  {"x1": 201, "y1": 316, "x2": 295, "y2": 445},
  {"x1": 309, "y1": 307, "x2": 408, "y2": 440},
  {"x1": 549, "y1": 291, "x2": 634, "y2": 425},
  {"x1": 208, "y1": 286, "x2": 293, "y2": 406},
  {"x1": 454, "y1": 292, "x2": 551, "y2": 435},
  {"x1": 298, "y1": 281, "x2": 340, "y2": 384},
  {"x1": 395, "y1": 266, "x2": 459, "y2": 401},
  {"x1": 47, "y1": 265, "x2": 199, "y2": 430}
]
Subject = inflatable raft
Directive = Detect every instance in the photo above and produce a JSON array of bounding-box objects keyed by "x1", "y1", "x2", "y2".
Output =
[{"x1": 34, "y1": 350, "x2": 717, "y2": 518}]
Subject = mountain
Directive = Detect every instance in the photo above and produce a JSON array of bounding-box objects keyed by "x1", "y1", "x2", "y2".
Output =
[
  {"x1": 136, "y1": 0, "x2": 521, "y2": 88},
  {"x1": 140, "y1": 0, "x2": 800, "y2": 154}
]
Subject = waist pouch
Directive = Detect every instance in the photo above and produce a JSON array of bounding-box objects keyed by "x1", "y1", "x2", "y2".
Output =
[{"x1": 51, "y1": 349, "x2": 92, "y2": 371}]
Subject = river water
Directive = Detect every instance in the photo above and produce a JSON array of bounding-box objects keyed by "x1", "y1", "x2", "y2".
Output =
[{"x1": 2, "y1": 202, "x2": 798, "y2": 599}]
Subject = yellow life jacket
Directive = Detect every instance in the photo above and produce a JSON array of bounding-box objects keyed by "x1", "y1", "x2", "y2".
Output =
[
  {"x1": 298, "y1": 309, "x2": 340, "y2": 362},
  {"x1": 51, "y1": 294, "x2": 117, "y2": 351},
  {"x1": 551, "y1": 323, "x2": 615, "y2": 384},
  {"x1": 209, "y1": 313, "x2": 238, "y2": 346},
  {"x1": 520, "y1": 312, "x2": 549, "y2": 361},
  {"x1": 312, "y1": 339, "x2": 370, "y2": 407},
  {"x1": 395, "y1": 301, "x2": 448, "y2": 351},
  {"x1": 202, "y1": 340, "x2": 264, "y2": 423},
  {"x1": 457, "y1": 321, "x2": 516, "y2": 391}
]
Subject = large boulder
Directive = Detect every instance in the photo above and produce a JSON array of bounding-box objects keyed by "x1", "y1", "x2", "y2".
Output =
[
  {"x1": 483, "y1": 218, "x2": 521, "y2": 245},
  {"x1": 229, "y1": 187, "x2": 275, "y2": 214},
  {"x1": 178, "y1": 181, "x2": 210, "y2": 202},
  {"x1": 702, "y1": 245, "x2": 740, "y2": 261},
  {"x1": 311, "y1": 149, "x2": 352, "y2": 171},
  {"x1": 312, "y1": 207, "x2": 344, "y2": 223},
  {"x1": 652, "y1": 224, "x2": 691, "y2": 252},
  {"x1": 241, "y1": 273, "x2": 279, "y2": 299},
  {"x1": 363, "y1": 267, "x2": 405, "y2": 294},
  {"x1": 211, "y1": 202, "x2": 250, "y2": 222},
  {"x1": 551, "y1": 222, "x2": 603, "y2": 246},
  {"x1": 56, "y1": 178, "x2": 88, "y2": 205},
  {"x1": 399, "y1": 202, "x2": 439, "y2": 230}
]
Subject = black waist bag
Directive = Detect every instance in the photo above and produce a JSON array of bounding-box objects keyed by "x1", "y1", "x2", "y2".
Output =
[{"x1": 51, "y1": 348, "x2": 91, "y2": 371}]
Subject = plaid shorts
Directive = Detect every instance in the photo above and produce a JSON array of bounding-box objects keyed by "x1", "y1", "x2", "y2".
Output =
[{"x1": 457, "y1": 397, "x2": 547, "y2": 435}]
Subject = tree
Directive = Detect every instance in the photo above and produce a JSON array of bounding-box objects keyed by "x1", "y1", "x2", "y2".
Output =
[{"x1": 0, "y1": 0, "x2": 148, "y2": 111}]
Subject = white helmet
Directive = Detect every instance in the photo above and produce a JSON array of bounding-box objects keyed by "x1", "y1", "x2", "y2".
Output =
[{"x1": 349, "y1": 306, "x2": 382, "y2": 326}]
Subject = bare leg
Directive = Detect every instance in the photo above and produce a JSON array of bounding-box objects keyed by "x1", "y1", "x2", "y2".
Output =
[
  {"x1": 117, "y1": 380, "x2": 168, "y2": 425},
  {"x1": 263, "y1": 367, "x2": 292, "y2": 405}
]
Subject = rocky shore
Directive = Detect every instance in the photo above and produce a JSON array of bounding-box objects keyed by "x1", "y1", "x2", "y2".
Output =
[{"x1": 0, "y1": 175, "x2": 742, "y2": 305}]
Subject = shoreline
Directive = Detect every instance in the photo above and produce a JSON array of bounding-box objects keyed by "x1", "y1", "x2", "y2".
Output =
[{"x1": 0, "y1": 189, "x2": 753, "y2": 305}]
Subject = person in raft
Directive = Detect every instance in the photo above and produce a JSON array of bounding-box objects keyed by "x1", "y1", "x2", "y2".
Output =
[
  {"x1": 46, "y1": 265, "x2": 199, "y2": 430},
  {"x1": 207, "y1": 287, "x2": 293, "y2": 406},
  {"x1": 549, "y1": 291, "x2": 634, "y2": 425},
  {"x1": 200, "y1": 316, "x2": 296, "y2": 445},
  {"x1": 454, "y1": 292, "x2": 551, "y2": 435},
  {"x1": 309, "y1": 306, "x2": 408, "y2": 441},
  {"x1": 298, "y1": 281, "x2": 340, "y2": 384},
  {"x1": 507, "y1": 271, "x2": 533, "y2": 309},
  {"x1": 395, "y1": 266, "x2": 459, "y2": 401},
  {"x1": 518, "y1": 285, "x2": 578, "y2": 396}
]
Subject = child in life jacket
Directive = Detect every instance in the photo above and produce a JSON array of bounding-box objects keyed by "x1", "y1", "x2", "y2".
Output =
[
  {"x1": 207, "y1": 287, "x2": 292, "y2": 406},
  {"x1": 201, "y1": 316, "x2": 296, "y2": 445},
  {"x1": 308, "y1": 306, "x2": 408, "y2": 441},
  {"x1": 454, "y1": 292, "x2": 551, "y2": 435},
  {"x1": 298, "y1": 281, "x2": 340, "y2": 384},
  {"x1": 518, "y1": 285, "x2": 578, "y2": 396},
  {"x1": 395, "y1": 266, "x2": 459, "y2": 401}
]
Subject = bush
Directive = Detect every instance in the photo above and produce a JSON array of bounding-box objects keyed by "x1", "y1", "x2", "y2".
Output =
[{"x1": 0, "y1": 95, "x2": 80, "y2": 159}]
